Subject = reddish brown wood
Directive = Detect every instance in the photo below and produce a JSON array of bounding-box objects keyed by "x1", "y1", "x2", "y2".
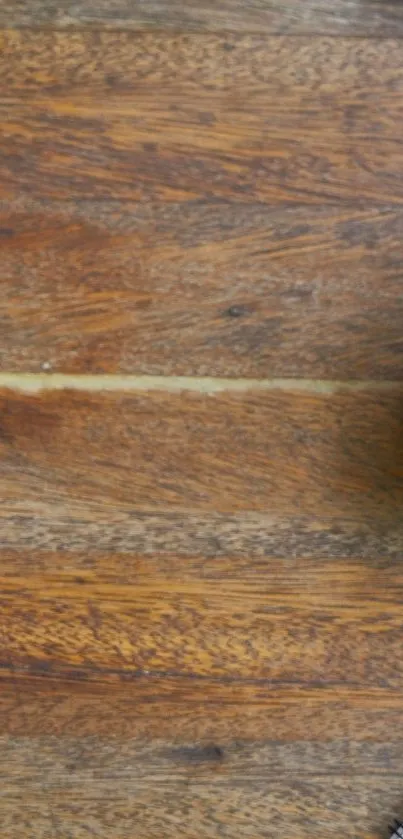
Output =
[
  {"x1": 1, "y1": 35, "x2": 403, "y2": 205},
  {"x1": 1, "y1": 21, "x2": 403, "y2": 839},
  {"x1": 1, "y1": 550, "x2": 403, "y2": 837},
  {"x1": 1, "y1": 386, "x2": 403, "y2": 524},
  {"x1": 1, "y1": 199, "x2": 403, "y2": 377}
]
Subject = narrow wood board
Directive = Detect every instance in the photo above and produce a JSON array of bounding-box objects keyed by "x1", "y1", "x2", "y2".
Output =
[
  {"x1": 0, "y1": 553, "x2": 403, "y2": 685},
  {"x1": 2, "y1": 0, "x2": 403, "y2": 35},
  {"x1": 1, "y1": 35, "x2": 403, "y2": 204},
  {"x1": 1, "y1": 386, "x2": 403, "y2": 526},
  {"x1": 1, "y1": 735, "x2": 402, "y2": 838},
  {"x1": 2, "y1": 198, "x2": 403, "y2": 376},
  {"x1": 2, "y1": 33, "x2": 403, "y2": 95}
]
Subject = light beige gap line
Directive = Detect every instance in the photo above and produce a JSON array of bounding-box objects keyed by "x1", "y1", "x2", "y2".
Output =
[{"x1": 0, "y1": 374, "x2": 398, "y2": 394}]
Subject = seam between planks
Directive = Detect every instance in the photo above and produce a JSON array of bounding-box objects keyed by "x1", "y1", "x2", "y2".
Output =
[{"x1": 0, "y1": 373, "x2": 399, "y2": 394}]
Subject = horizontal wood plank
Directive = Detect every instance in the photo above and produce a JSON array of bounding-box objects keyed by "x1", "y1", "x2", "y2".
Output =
[
  {"x1": 2, "y1": 33, "x2": 403, "y2": 95},
  {"x1": 1, "y1": 739, "x2": 401, "y2": 839},
  {"x1": 1, "y1": 676, "x2": 403, "y2": 741},
  {"x1": 2, "y1": 0, "x2": 403, "y2": 35},
  {"x1": 0, "y1": 734, "x2": 402, "y2": 839},
  {"x1": 0, "y1": 548, "x2": 402, "y2": 837},
  {"x1": 1, "y1": 35, "x2": 403, "y2": 204},
  {"x1": 2, "y1": 199, "x2": 403, "y2": 377},
  {"x1": 0, "y1": 555, "x2": 403, "y2": 687},
  {"x1": 1, "y1": 387, "x2": 403, "y2": 526}
]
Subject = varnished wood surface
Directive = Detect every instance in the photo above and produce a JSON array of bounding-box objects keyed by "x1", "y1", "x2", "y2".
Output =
[
  {"x1": 3, "y1": 0, "x2": 403, "y2": 35},
  {"x1": 2, "y1": 199, "x2": 403, "y2": 377},
  {"x1": 0, "y1": 553, "x2": 403, "y2": 683},
  {"x1": 2, "y1": 9, "x2": 403, "y2": 839},
  {"x1": 1, "y1": 35, "x2": 403, "y2": 205},
  {"x1": 1, "y1": 386, "x2": 403, "y2": 525},
  {"x1": 1, "y1": 551, "x2": 403, "y2": 837},
  {"x1": 0, "y1": 552, "x2": 403, "y2": 837},
  {"x1": 1, "y1": 33, "x2": 403, "y2": 377}
]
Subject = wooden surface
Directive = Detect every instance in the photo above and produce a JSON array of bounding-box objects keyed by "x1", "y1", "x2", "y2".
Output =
[
  {"x1": 2, "y1": 199, "x2": 403, "y2": 377},
  {"x1": 1, "y1": 551, "x2": 403, "y2": 837},
  {"x1": 1, "y1": 33, "x2": 403, "y2": 376},
  {"x1": 1, "y1": 552, "x2": 403, "y2": 683},
  {"x1": 1, "y1": 386, "x2": 403, "y2": 522},
  {"x1": 3, "y1": 0, "x2": 403, "y2": 35},
  {"x1": 1, "y1": 35, "x2": 403, "y2": 207},
  {"x1": 1, "y1": 3, "x2": 403, "y2": 838}
]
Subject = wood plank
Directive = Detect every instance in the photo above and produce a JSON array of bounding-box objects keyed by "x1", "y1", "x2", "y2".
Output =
[
  {"x1": 0, "y1": 554, "x2": 403, "y2": 686},
  {"x1": 1, "y1": 673, "x2": 402, "y2": 838},
  {"x1": 1, "y1": 738, "x2": 401, "y2": 839},
  {"x1": 0, "y1": 546, "x2": 402, "y2": 837},
  {"x1": 2, "y1": 199, "x2": 403, "y2": 377},
  {"x1": 1, "y1": 35, "x2": 403, "y2": 204},
  {"x1": 0, "y1": 734, "x2": 402, "y2": 839},
  {"x1": 2, "y1": 33, "x2": 403, "y2": 96},
  {"x1": 1, "y1": 675, "x2": 403, "y2": 741},
  {"x1": 1, "y1": 386, "x2": 403, "y2": 527},
  {"x1": 2, "y1": 0, "x2": 403, "y2": 35}
]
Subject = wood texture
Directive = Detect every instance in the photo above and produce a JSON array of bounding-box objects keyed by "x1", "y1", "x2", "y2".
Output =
[
  {"x1": 1, "y1": 737, "x2": 402, "y2": 838},
  {"x1": 1, "y1": 551, "x2": 403, "y2": 837},
  {"x1": 2, "y1": 0, "x2": 403, "y2": 35},
  {"x1": 0, "y1": 552, "x2": 403, "y2": 684},
  {"x1": 1, "y1": 386, "x2": 403, "y2": 525},
  {"x1": 2, "y1": 199, "x2": 403, "y2": 377},
  {"x1": 0, "y1": 546, "x2": 402, "y2": 837},
  {"x1": 3, "y1": 510, "x2": 403, "y2": 558},
  {"x1": 2, "y1": 32, "x2": 403, "y2": 94},
  {"x1": 2, "y1": 33, "x2": 403, "y2": 377},
  {"x1": 1, "y1": 35, "x2": 403, "y2": 205},
  {"x1": 2, "y1": 15, "x2": 403, "y2": 839}
]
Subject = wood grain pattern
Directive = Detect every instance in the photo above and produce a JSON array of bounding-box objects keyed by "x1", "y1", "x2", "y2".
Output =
[
  {"x1": 1, "y1": 34, "x2": 403, "y2": 204},
  {"x1": 2, "y1": 741, "x2": 402, "y2": 839},
  {"x1": 2, "y1": 32, "x2": 403, "y2": 95},
  {"x1": 1, "y1": 552, "x2": 403, "y2": 837},
  {"x1": 1, "y1": 387, "x2": 403, "y2": 525},
  {"x1": 2, "y1": 33, "x2": 403, "y2": 378},
  {"x1": 2, "y1": 199, "x2": 403, "y2": 377},
  {"x1": 2, "y1": 0, "x2": 403, "y2": 35},
  {"x1": 2, "y1": 510, "x2": 403, "y2": 558},
  {"x1": 1, "y1": 737, "x2": 402, "y2": 839},
  {"x1": 2, "y1": 19, "x2": 403, "y2": 839},
  {"x1": 1, "y1": 675, "x2": 403, "y2": 741},
  {"x1": 0, "y1": 554, "x2": 402, "y2": 685}
]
